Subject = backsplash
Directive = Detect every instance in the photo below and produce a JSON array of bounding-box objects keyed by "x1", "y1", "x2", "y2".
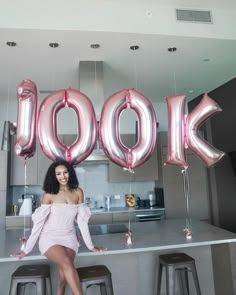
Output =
[{"x1": 9, "y1": 164, "x2": 155, "y2": 214}]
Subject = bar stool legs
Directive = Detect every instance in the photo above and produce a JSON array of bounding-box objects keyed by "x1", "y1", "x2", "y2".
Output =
[
  {"x1": 191, "y1": 264, "x2": 201, "y2": 294},
  {"x1": 178, "y1": 269, "x2": 189, "y2": 294},
  {"x1": 9, "y1": 264, "x2": 52, "y2": 295},
  {"x1": 77, "y1": 265, "x2": 114, "y2": 295},
  {"x1": 157, "y1": 253, "x2": 201, "y2": 295}
]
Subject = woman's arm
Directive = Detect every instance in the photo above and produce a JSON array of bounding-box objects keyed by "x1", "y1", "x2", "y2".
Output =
[
  {"x1": 11, "y1": 193, "x2": 51, "y2": 258},
  {"x1": 76, "y1": 189, "x2": 107, "y2": 252},
  {"x1": 76, "y1": 188, "x2": 94, "y2": 250}
]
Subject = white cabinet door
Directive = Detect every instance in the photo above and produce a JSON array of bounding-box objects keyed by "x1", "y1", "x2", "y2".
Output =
[
  {"x1": 89, "y1": 213, "x2": 113, "y2": 225},
  {"x1": 112, "y1": 212, "x2": 136, "y2": 223}
]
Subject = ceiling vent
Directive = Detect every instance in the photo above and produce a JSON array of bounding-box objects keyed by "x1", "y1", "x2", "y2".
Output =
[{"x1": 176, "y1": 9, "x2": 212, "y2": 23}]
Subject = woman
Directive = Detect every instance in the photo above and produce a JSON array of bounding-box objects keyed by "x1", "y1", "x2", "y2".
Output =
[{"x1": 11, "y1": 160, "x2": 107, "y2": 295}]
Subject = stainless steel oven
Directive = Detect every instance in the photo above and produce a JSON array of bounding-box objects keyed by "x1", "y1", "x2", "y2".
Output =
[{"x1": 135, "y1": 210, "x2": 165, "y2": 222}]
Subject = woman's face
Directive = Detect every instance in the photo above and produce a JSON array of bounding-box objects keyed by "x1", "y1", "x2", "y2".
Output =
[{"x1": 55, "y1": 165, "x2": 69, "y2": 186}]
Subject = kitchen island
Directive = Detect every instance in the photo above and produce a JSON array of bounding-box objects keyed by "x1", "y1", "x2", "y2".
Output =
[{"x1": 1, "y1": 219, "x2": 236, "y2": 295}]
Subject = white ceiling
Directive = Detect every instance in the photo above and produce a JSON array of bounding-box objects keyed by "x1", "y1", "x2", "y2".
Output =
[{"x1": 0, "y1": 25, "x2": 236, "y2": 131}]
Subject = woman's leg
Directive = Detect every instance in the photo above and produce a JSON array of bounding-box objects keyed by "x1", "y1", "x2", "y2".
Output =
[
  {"x1": 45, "y1": 245, "x2": 82, "y2": 295},
  {"x1": 57, "y1": 268, "x2": 66, "y2": 295},
  {"x1": 56, "y1": 247, "x2": 76, "y2": 295}
]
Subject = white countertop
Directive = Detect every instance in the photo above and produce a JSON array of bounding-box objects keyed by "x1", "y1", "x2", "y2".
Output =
[
  {"x1": 90, "y1": 206, "x2": 165, "y2": 214},
  {"x1": 1, "y1": 219, "x2": 236, "y2": 262},
  {"x1": 6, "y1": 206, "x2": 165, "y2": 217}
]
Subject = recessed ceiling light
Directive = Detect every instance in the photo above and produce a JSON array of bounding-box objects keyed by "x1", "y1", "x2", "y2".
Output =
[
  {"x1": 146, "y1": 11, "x2": 153, "y2": 18},
  {"x1": 130, "y1": 45, "x2": 139, "y2": 50},
  {"x1": 168, "y1": 47, "x2": 177, "y2": 52},
  {"x1": 49, "y1": 42, "x2": 59, "y2": 48},
  {"x1": 90, "y1": 44, "x2": 100, "y2": 49},
  {"x1": 6, "y1": 41, "x2": 17, "y2": 47}
]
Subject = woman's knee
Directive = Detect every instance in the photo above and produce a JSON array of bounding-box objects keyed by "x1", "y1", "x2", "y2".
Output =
[{"x1": 60, "y1": 255, "x2": 74, "y2": 271}]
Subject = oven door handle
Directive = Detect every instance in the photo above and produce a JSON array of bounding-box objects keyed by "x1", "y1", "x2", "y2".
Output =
[
  {"x1": 136, "y1": 214, "x2": 162, "y2": 222},
  {"x1": 136, "y1": 214, "x2": 161, "y2": 218}
]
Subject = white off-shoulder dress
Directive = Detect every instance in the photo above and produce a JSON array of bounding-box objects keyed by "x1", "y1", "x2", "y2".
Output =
[{"x1": 24, "y1": 203, "x2": 94, "y2": 255}]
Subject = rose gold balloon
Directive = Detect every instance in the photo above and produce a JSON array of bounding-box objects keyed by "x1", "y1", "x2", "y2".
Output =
[
  {"x1": 186, "y1": 93, "x2": 225, "y2": 167},
  {"x1": 165, "y1": 95, "x2": 187, "y2": 167},
  {"x1": 100, "y1": 88, "x2": 157, "y2": 170},
  {"x1": 15, "y1": 79, "x2": 37, "y2": 159},
  {"x1": 37, "y1": 88, "x2": 97, "y2": 166},
  {"x1": 165, "y1": 93, "x2": 225, "y2": 168}
]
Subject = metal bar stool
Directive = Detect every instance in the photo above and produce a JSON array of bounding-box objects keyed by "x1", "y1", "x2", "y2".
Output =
[
  {"x1": 9, "y1": 264, "x2": 52, "y2": 295},
  {"x1": 77, "y1": 265, "x2": 114, "y2": 295},
  {"x1": 157, "y1": 253, "x2": 201, "y2": 295}
]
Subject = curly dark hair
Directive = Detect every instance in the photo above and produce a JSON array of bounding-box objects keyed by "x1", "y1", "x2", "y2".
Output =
[{"x1": 43, "y1": 160, "x2": 79, "y2": 194}]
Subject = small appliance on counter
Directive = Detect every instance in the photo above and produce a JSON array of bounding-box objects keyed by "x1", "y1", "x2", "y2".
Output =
[
  {"x1": 19, "y1": 197, "x2": 32, "y2": 216},
  {"x1": 148, "y1": 191, "x2": 156, "y2": 208},
  {"x1": 136, "y1": 198, "x2": 150, "y2": 208},
  {"x1": 104, "y1": 195, "x2": 112, "y2": 210},
  {"x1": 18, "y1": 194, "x2": 38, "y2": 216}
]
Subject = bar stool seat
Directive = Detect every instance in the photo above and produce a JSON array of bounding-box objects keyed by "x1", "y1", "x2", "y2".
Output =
[
  {"x1": 9, "y1": 264, "x2": 52, "y2": 295},
  {"x1": 157, "y1": 253, "x2": 201, "y2": 295},
  {"x1": 77, "y1": 265, "x2": 114, "y2": 295}
]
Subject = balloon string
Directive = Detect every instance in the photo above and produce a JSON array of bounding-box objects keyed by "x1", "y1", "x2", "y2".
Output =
[
  {"x1": 129, "y1": 173, "x2": 132, "y2": 194},
  {"x1": 50, "y1": 47, "x2": 56, "y2": 91},
  {"x1": 94, "y1": 60, "x2": 98, "y2": 104},
  {"x1": 23, "y1": 159, "x2": 28, "y2": 238},
  {"x1": 173, "y1": 71, "x2": 177, "y2": 95},
  {"x1": 132, "y1": 51, "x2": 138, "y2": 90},
  {"x1": 182, "y1": 168, "x2": 191, "y2": 229},
  {"x1": 128, "y1": 173, "x2": 132, "y2": 232},
  {"x1": 6, "y1": 50, "x2": 12, "y2": 120},
  {"x1": 170, "y1": 48, "x2": 177, "y2": 95},
  {"x1": 6, "y1": 73, "x2": 10, "y2": 120},
  {"x1": 128, "y1": 208, "x2": 131, "y2": 232}
]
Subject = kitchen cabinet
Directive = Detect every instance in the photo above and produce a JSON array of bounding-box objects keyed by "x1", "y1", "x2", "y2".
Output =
[
  {"x1": 89, "y1": 213, "x2": 113, "y2": 225},
  {"x1": 10, "y1": 135, "x2": 76, "y2": 185},
  {"x1": 89, "y1": 212, "x2": 136, "y2": 224},
  {"x1": 108, "y1": 134, "x2": 158, "y2": 182},
  {"x1": 10, "y1": 136, "x2": 52, "y2": 185},
  {"x1": 112, "y1": 211, "x2": 136, "y2": 223},
  {"x1": 37, "y1": 143, "x2": 52, "y2": 185},
  {"x1": 0, "y1": 151, "x2": 8, "y2": 190},
  {"x1": 6, "y1": 216, "x2": 32, "y2": 228},
  {"x1": 161, "y1": 146, "x2": 209, "y2": 221},
  {"x1": 10, "y1": 136, "x2": 38, "y2": 185}
]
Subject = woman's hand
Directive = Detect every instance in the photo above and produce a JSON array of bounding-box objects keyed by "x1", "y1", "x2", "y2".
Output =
[
  {"x1": 91, "y1": 246, "x2": 107, "y2": 252},
  {"x1": 10, "y1": 251, "x2": 26, "y2": 259}
]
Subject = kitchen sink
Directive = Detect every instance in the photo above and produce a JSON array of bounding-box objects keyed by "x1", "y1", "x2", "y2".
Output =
[{"x1": 89, "y1": 223, "x2": 128, "y2": 235}]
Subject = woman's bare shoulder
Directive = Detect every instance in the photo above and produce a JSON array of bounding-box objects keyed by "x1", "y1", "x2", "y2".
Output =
[
  {"x1": 75, "y1": 187, "x2": 84, "y2": 204},
  {"x1": 41, "y1": 193, "x2": 53, "y2": 204}
]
